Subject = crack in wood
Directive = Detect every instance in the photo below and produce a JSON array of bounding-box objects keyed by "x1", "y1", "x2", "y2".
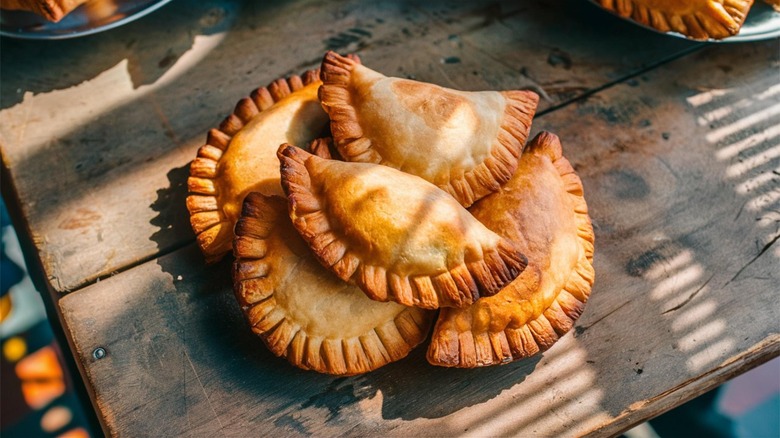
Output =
[
  {"x1": 724, "y1": 232, "x2": 780, "y2": 286},
  {"x1": 734, "y1": 199, "x2": 749, "y2": 222},
  {"x1": 536, "y1": 44, "x2": 705, "y2": 118},
  {"x1": 185, "y1": 350, "x2": 227, "y2": 437},
  {"x1": 661, "y1": 274, "x2": 715, "y2": 315},
  {"x1": 656, "y1": 156, "x2": 681, "y2": 182},
  {"x1": 575, "y1": 300, "x2": 630, "y2": 335}
]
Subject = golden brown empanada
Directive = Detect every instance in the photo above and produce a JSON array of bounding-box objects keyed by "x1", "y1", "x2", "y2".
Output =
[
  {"x1": 318, "y1": 51, "x2": 539, "y2": 208},
  {"x1": 277, "y1": 144, "x2": 528, "y2": 309},
  {"x1": 427, "y1": 132, "x2": 595, "y2": 367},
  {"x1": 187, "y1": 67, "x2": 350, "y2": 263},
  {"x1": 596, "y1": 0, "x2": 754, "y2": 40},
  {"x1": 1, "y1": 0, "x2": 88, "y2": 22},
  {"x1": 233, "y1": 193, "x2": 433, "y2": 375}
]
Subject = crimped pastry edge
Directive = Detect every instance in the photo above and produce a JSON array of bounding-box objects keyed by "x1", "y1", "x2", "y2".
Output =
[
  {"x1": 232, "y1": 192, "x2": 433, "y2": 375},
  {"x1": 277, "y1": 143, "x2": 528, "y2": 310},
  {"x1": 427, "y1": 131, "x2": 596, "y2": 368},
  {"x1": 318, "y1": 50, "x2": 539, "y2": 208},
  {"x1": 186, "y1": 69, "x2": 325, "y2": 264},
  {"x1": 597, "y1": 0, "x2": 754, "y2": 40}
]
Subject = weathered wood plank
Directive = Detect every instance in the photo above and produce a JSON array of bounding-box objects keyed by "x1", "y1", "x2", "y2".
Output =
[
  {"x1": 0, "y1": 0, "x2": 700, "y2": 293},
  {"x1": 59, "y1": 40, "x2": 780, "y2": 436}
]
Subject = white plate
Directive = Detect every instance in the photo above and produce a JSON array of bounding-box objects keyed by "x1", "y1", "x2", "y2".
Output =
[{"x1": 0, "y1": 0, "x2": 174, "y2": 40}]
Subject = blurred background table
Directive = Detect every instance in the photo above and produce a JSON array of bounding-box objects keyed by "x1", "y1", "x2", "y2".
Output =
[{"x1": 1, "y1": 0, "x2": 778, "y2": 436}]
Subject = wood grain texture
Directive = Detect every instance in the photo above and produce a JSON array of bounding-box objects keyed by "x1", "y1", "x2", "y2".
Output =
[
  {"x1": 0, "y1": 0, "x2": 700, "y2": 293},
  {"x1": 58, "y1": 40, "x2": 780, "y2": 437}
]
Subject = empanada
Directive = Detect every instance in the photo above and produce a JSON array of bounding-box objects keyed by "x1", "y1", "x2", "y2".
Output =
[
  {"x1": 233, "y1": 193, "x2": 433, "y2": 375},
  {"x1": 427, "y1": 132, "x2": 595, "y2": 367},
  {"x1": 1, "y1": 0, "x2": 88, "y2": 22},
  {"x1": 596, "y1": 0, "x2": 754, "y2": 40},
  {"x1": 277, "y1": 144, "x2": 528, "y2": 309},
  {"x1": 187, "y1": 66, "x2": 349, "y2": 263},
  {"x1": 318, "y1": 51, "x2": 539, "y2": 207}
]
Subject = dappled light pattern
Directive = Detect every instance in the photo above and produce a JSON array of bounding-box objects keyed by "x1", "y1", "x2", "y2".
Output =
[
  {"x1": 443, "y1": 345, "x2": 608, "y2": 436},
  {"x1": 639, "y1": 244, "x2": 735, "y2": 372},
  {"x1": 688, "y1": 80, "x2": 780, "y2": 264},
  {"x1": 636, "y1": 73, "x2": 780, "y2": 373}
]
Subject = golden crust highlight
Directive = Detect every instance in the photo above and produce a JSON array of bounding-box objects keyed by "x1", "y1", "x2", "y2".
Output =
[
  {"x1": 318, "y1": 51, "x2": 539, "y2": 207},
  {"x1": 427, "y1": 132, "x2": 596, "y2": 367},
  {"x1": 233, "y1": 192, "x2": 433, "y2": 375},
  {"x1": 277, "y1": 144, "x2": 528, "y2": 309}
]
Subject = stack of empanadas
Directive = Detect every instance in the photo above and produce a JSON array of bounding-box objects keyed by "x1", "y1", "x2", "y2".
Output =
[{"x1": 187, "y1": 52, "x2": 595, "y2": 375}]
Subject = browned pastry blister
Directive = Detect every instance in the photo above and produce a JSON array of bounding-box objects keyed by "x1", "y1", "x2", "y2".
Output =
[
  {"x1": 318, "y1": 51, "x2": 539, "y2": 208},
  {"x1": 277, "y1": 144, "x2": 528, "y2": 309},
  {"x1": 427, "y1": 131, "x2": 595, "y2": 368},
  {"x1": 187, "y1": 60, "x2": 358, "y2": 263},
  {"x1": 597, "y1": 0, "x2": 754, "y2": 40},
  {"x1": 233, "y1": 192, "x2": 434, "y2": 375}
]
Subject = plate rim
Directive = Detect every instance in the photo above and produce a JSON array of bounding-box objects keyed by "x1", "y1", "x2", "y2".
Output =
[{"x1": 0, "y1": 0, "x2": 175, "y2": 40}]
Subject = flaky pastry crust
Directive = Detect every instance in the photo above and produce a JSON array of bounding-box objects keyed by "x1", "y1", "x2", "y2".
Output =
[
  {"x1": 277, "y1": 144, "x2": 528, "y2": 309},
  {"x1": 427, "y1": 132, "x2": 595, "y2": 367},
  {"x1": 597, "y1": 0, "x2": 754, "y2": 40},
  {"x1": 186, "y1": 64, "x2": 358, "y2": 263},
  {"x1": 1, "y1": 0, "x2": 87, "y2": 22},
  {"x1": 233, "y1": 193, "x2": 433, "y2": 375},
  {"x1": 318, "y1": 51, "x2": 539, "y2": 208}
]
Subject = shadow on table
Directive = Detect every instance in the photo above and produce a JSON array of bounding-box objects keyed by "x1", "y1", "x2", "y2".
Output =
[
  {"x1": 0, "y1": 0, "x2": 234, "y2": 110},
  {"x1": 150, "y1": 21, "x2": 777, "y2": 438},
  {"x1": 151, "y1": 162, "x2": 546, "y2": 423},
  {"x1": 139, "y1": 3, "x2": 777, "y2": 436},
  {"x1": 157, "y1": 243, "x2": 546, "y2": 424},
  {"x1": 150, "y1": 164, "x2": 193, "y2": 253},
  {"x1": 139, "y1": 245, "x2": 536, "y2": 431}
]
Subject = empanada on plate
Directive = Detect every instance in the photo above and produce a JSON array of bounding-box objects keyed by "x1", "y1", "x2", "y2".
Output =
[
  {"x1": 596, "y1": 0, "x2": 753, "y2": 40},
  {"x1": 318, "y1": 51, "x2": 539, "y2": 207},
  {"x1": 233, "y1": 193, "x2": 433, "y2": 375},
  {"x1": 1, "y1": 0, "x2": 88, "y2": 22},
  {"x1": 277, "y1": 144, "x2": 528, "y2": 309},
  {"x1": 427, "y1": 132, "x2": 595, "y2": 368},
  {"x1": 186, "y1": 66, "x2": 350, "y2": 263}
]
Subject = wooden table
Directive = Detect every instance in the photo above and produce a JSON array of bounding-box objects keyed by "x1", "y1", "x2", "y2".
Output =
[{"x1": 2, "y1": 0, "x2": 778, "y2": 435}]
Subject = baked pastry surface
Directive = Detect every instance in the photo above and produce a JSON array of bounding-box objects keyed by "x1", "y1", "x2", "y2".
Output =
[
  {"x1": 277, "y1": 144, "x2": 528, "y2": 309},
  {"x1": 1, "y1": 0, "x2": 88, "y2": 22},
  {"x1": 318, "y1": 51, "x2": 539, "y2": 207},
  {"x1": 596, "y1": 0, "x2": 754, "y2": 40},
  {"x1": 233, "y1": 193, "x2": 433, "y2": 375},
  {"x1": 187, "y1": 70, "x2": 331, "y2": 263},
  {"x1": 427, "y1": 132, "x2": 595, "y2": 367}
]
